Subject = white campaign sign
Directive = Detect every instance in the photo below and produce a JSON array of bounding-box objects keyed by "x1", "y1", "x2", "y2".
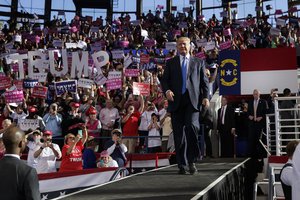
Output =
[
  {"x1": 108, "y1": 71, "x2": 122, "y2": 80},
  {"x1": 111, "y1": 50, "x2": 124, "y2": 59},
  {"x1": 165, "y1": 42, "x2": 177, "y2": 50},
  {"x1": 18, "y1": 119, "x2": 39, "y2": 131},
  {"x1": 78, "y1": 78, "x2": 94, "y2": 89}
]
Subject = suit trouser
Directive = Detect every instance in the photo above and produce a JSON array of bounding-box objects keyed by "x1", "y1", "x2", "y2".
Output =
[
  {"x1": 171, "y1": 91, "x2": 200, "y2": 168},
  {"x1": 248, "y1": 121, "x2": 263, "y2": 158},
  {"x1": 219, "y1": 126, "x2": 234, "y2": 157}
]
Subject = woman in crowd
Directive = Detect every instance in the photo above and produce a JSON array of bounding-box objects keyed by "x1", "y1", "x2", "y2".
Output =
[
  {"x1": 59, "y1": 124, "x2": 87, "y2": 172},
  {"x1": 97, "y1": 150, "x2": 118, "y2": 168}
]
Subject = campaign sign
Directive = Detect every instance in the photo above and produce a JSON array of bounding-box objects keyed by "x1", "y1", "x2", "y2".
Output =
[
  {"x1": 125, "y1": 69, "x2": 139, "y2": 77},
  {"x1": 195, "y1": 52, "x2": 206, "y2": 60},
  {"x1": 5, "y1": 90, "x2": 23, "y2": 103},
  {"x1": 78, "y1": 78, "x2": 94, "y2": 89},
  {"x1": 219, "y1": 41, "x2": 232, "y2": 50},
  {"x1": 23, "y1": 79, "x2": 39, "y2": 88},
  {"x1": 94, "y1": 74, "x2": 107, "y2": 86},
  {"x1": 54, "y1": 80, "x2": 77, "y2": 96},
  {"x1": 32, "y1": 85, "x2": 48, "y2": 98},
  {"x1": 119, "y1": 41, "x2": 129, "y2": 48},
  {"x1": 32, "y1": 73, "x2": 47, "y2": 83},
  {"x1": 124, "y1": 55, "x2": 133, "y2": 68},
  {"x1": 106, "y1": 78, "x2": 122, "y2": 90},
  {"x1": 108, "y1": 71, "x2": 122, "y2": 80},
  {"x1": 133, "y1": 82, "x2": 150, "y2": 96},
  {"x1": 0, "y1": 77, "x2": 11, "y2": 90},
  {"x1": 144, "y1": 40, "x2": 156, "y2": 47},
  {"x1": 13, "y1": 80, "x2": 23, "y2": 90},
  {"x1": 140, "y1": 54, "x2": 150, "y2": 64},
  {"x1": 18, "y1": 119, "x2": 39, "y2": 131},
  {"x1": 154, "y1": 57, "x2": 165, "y2": 65},
  {"x1": 204, "y1": 41, "x2": 216, "y2": 51},
  {"x1": 111, "y1": 50, "x2": 124, "y2": 59}
]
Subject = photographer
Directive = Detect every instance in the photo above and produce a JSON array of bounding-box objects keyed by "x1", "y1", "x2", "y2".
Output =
[
  {"x1": 43, "y1": 103, "x2": 63, "y2": 147},
  {"x1": 59, "y1": 124, "x2": 87, "y2": 172},
  {"x1": 26, "y1": 130, "x2": 42, "y2": 168},
  {"x1": 104, "y1": 129, "x2": 128, "y2": 167},
  {"x1": 34, "y1": 130, "x2": 62, "y2": 174},
  {"x1": 147, "y1": 113, "x2": 161, "y2": 153}
]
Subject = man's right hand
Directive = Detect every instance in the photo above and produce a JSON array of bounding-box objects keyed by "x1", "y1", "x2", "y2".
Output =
[{"x1": 166, "y1": 90, "x2": 174, "y2": 102}]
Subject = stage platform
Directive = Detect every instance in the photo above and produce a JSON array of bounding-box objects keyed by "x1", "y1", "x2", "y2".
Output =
[{"x1": 55, "y1": 158, "x2": 249, "y2": 200}]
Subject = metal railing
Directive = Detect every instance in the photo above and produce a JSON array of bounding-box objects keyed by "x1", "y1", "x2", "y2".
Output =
[
  {"x1": 274, "y1": 96, "x2": 300, "y2": 155},
  {"x1": 266, "y1": 114, "x2": 276, "y2": 155}
]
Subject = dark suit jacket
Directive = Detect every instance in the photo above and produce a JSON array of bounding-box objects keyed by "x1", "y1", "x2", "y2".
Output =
[
  {"x1": 0, "y1": 156, "x2": 40, "y2": 200},
  {"x1": 247, "y1": 99, "x2": 268, "y2": 119},
  {"x1": 217, "y1": 105, "x2": 235, "y2": 132},
  {"x1": 161, "y1": 55, "x2": 209, "y2": 112},
  {"x1": 200, "y1": 105, "x2": 213, "y2": 129}
]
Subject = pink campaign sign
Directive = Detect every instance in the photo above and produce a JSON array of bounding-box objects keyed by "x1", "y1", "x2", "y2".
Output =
[
  {"x1": 125, "y1": 69, "x2": 139, "y2": 77},
  {"x1": 219, "y1": 41, "x2": 232, "y2": 50},
  {"x1": 195, "y1": 52, "x2": 206, "y2": 60},
  {"x1": 5, "y1": 90, "x2": 23, "y2": 103},
  {"x1": 106, "y1": 79, "x2": 122, "y2": 90},
  {"x1": 0, "y1": 77, "x2": 11, "y2": 90}
]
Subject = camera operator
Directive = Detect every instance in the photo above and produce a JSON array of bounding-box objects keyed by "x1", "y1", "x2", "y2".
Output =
[
  {"x1": 34, "y1": 130, "x2": 62, "y2": 174},
  {"x1": 104, "y1": 129, "x2": 127, "y2": 167}
]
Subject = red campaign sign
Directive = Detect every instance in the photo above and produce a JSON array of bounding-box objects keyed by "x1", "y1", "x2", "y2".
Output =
[
  {"x1": 140, "y1": 54, "x2": 150, "y2": 64},
  {"x1": 13, "y1": 80, "x2": 23, "y2": 90},
  {"x1": 106, "y1": 79, "x2": 122, "y2": 90},
  {"x1": 125, "y1": 69, "x2": 140, "y2": 77},
  {"x1": 133, "y1": 82, "x2": 150, "y2": 96},
  {"x1": 0, "y1": 77, "x2": 11, "y2": 90},
  {"x1": 32, "y1": 85, "x2": 48, "y2": 98},
  {"x1": 5, "y1": 90, "x2": 23, "y2": 103}
]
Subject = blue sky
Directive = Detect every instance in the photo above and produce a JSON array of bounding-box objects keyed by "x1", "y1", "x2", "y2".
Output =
[{"x1": 0, "y1": 0, "x2": 290, "y2": 24}]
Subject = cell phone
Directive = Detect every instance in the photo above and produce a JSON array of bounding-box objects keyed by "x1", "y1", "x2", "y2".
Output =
[{"x1": 78, "y1": 130, "x2": 83, "y2": 137}]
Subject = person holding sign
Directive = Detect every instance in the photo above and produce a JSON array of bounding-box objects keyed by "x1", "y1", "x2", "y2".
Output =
[{"x1": 161, "y1": 37, "x2": 209, "y2": 175}]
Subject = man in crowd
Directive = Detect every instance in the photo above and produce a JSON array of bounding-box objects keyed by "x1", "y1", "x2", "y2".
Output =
[
  {"x1": 105, "y1": 129, "x2": 128, "y2": 167},
  {"x1": 0, "y1": 126, "x2": 40, "y2": 200},
  {"x1": 34, "y1": 130, "x2": 62, "y2": 174}
]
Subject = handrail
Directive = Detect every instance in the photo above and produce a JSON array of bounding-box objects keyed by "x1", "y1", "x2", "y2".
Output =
[{"x1": 109, "y1": 167, "x2": 128, "y2": 181}]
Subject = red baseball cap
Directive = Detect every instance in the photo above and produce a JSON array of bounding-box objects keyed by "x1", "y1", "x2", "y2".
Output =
[
  {"x1": 28, "y1": 106, "x2": 37, "y2": 113},
  {"x1": 43, "y1": 130, "x2": 53, "y2": 136},
  {"x1": 70, "y1": 102, "x2": 80, "y2": 108}
]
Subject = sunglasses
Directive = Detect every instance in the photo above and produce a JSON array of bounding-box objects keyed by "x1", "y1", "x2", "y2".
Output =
[{"x1": 68, "y1": 137, "x2": 75, "y2": 140}]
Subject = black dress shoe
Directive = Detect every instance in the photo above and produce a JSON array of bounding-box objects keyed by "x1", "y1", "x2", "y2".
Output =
[
  {"x1": 178, "y1": 167, "x2": 187, "y2": 175},
  {"x1": 189, "y1": 163, "x2": 198, "y2": 175}
]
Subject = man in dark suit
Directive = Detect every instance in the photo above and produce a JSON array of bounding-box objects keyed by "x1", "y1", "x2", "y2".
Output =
[
  {"x1": 161, "y1": 37, "x2": 209, "y2": 174},
  {"x1": 217, "y1": 96, "x2": 236, "y2": 157},
  {"x1": 0, "y1": 126, "x2": 40, "y2": 200},
  {"x1": 247, "y1": 89, "x2": 268, "y2": 157},
  {"x1": 200, "y1": 98, "x2": 213, "y2": 157}
]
